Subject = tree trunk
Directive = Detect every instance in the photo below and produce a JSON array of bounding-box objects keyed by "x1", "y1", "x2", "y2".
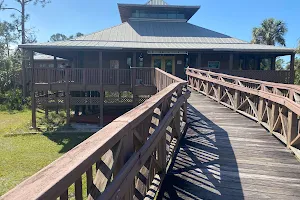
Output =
[
  {"x1": 21, "y1": 1, "x2": 25, "y2": 44},
  {"x1": 21, "y1": 0, "x2": 26, "y2": 97}
]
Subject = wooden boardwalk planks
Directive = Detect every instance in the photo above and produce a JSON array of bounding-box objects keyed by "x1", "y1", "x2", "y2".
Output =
[{"x1": 158, "y1": 91, "x2": 300, "y2": 200}]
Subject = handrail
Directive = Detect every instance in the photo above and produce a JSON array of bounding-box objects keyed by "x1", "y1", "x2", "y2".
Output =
[
  {"x1": 187, "y1": 68, "x2": 300, "y2": 97},
  {"x1": 2, "y1": 68, "x2": 190, "y2": 200},
  {"x1": 202, "y1": 69, "x2": 291, "y2": 84},
  {"x1": 187, "y1": 68, "x2": 300, "y2": 160},
  {"x1": 26, "y1": 67, "x2": 156, "y2": 86}
]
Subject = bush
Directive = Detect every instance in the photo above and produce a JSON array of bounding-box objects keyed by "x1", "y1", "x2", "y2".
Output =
[
  {"x1": 38, "y1": 111, "x2": 66, "y2": 131},
  {"x1": 1, "y1": 89, "x2": 24, "y2": 111}
]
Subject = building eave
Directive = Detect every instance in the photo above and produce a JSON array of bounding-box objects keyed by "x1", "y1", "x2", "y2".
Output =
[{"x1": 18, "y1": 43, "x2": 295, "y2": 54}]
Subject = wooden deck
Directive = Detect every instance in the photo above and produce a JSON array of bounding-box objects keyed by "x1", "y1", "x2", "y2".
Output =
[{"x1": 158, "y1": 91, "x2": 300, "y2": 200}]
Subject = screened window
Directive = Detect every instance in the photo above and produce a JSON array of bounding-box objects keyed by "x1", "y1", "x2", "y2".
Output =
[
  {"x1": 127, "y1": 57, "x2": 132, "y2": 68},
  {"x1": 110, "y1": 60, "x2": 119, "y2": 69},
  {"x1": 131, "y1": 10, "x2": 185, "y2": 20},
  {"x1": 167, "y1": 11, "x2": 177, "y2": 19}
]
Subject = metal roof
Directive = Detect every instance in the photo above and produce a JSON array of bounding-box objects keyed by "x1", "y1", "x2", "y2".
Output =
[
  {"x1": 146, "y1": 0, "x2": 168, "y2": 5},
  {"x1": 20, "y1": 21, "x2": 295, "y2": 53}
]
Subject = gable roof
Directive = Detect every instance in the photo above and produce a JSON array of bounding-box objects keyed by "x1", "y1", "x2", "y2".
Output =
[
  {"x1": 146, "y1": 0, "x2": 168, "y2": 5},
  {"x1": 19, "y1": 21, "x2": 294, "y2": 53}
]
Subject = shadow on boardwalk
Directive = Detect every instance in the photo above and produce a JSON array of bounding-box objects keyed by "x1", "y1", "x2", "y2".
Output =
[{"x1": 158, "y1": 104, "x2": 243, "y2": 200}]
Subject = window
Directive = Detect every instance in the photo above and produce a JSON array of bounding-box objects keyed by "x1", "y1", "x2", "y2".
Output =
[
  {"x1": 138, "y1": 54, "x2": 144, "y2": 67},
  {"x1": 208, "y1": 61, "x2": 220, "y2": 69},
  {"x1": 131, "y1": 10, "x2": 185, "y2": 20},
  {"x1": 177, "y1": 13, "x2": 185, "y2": 19},
  {"x1": 168, "y1": 11, "x2": 177, "y2": 19},
  {"x1": 139, "y1": 10, "x2": 147, "y2": 18},
  {"x1": 158, "y1": 12, "x2": 167, "y2": 19},
  {"x1": 127, "y1": 57, "x2": 132, "y2": 68},
  {"x1": 110, "y1": 60, "x2": 119, "y2": 69}
]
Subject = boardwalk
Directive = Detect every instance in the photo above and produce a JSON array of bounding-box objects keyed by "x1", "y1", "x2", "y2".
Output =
[{"x1": 158, "y1": 91, "x2": 300, "y2": 200}]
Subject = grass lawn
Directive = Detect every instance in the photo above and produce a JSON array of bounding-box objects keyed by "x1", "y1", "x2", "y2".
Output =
[{"x1": 0, "y1": 109, "x2": 94, "y2": 196}]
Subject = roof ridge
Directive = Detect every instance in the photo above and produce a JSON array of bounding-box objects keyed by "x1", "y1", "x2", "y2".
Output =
[
  {"x1": 186, "y1": 22, "x2": 248, "y2": 44},
  {"x1": 72, "y1": 22, "x2": 128, "y2": 41}
]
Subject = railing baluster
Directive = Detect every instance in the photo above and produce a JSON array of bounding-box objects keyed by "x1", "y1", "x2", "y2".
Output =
[
  {"x1": 60, "y1": 189, "x2": 68, "y2": 200},
  {"x1": 86, "y1": 167, "x2": 93, "y2": 196},
  {"x1": 75, "y1": 177, "x2": 83, "y2": 200}
]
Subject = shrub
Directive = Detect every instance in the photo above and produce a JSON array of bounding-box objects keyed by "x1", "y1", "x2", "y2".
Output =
[
  {"x1": 4, "y1": 89, "x2": 24, "y2": 111},
  {"x1": 38, "y1": 111, "x2": 66, "y2": 131}
]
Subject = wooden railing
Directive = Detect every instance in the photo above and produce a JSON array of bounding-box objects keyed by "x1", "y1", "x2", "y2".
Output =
[
  {"x1": 203, "y1": 69, "x2": 291, "y2": 83},
  {"x1": 2, "y1": 68, "x2": 190, "y2": 200},
  {"x1": 187, "y1": 68, "x2": 300, "y2": 159},
  {"x1": 26, "y1": 68, "x2": 155, "y2": 86}
]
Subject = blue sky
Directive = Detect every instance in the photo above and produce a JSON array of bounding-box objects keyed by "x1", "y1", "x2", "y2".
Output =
[{"x1": 1, "y1": 0, "x2": 300, "y2": 48}]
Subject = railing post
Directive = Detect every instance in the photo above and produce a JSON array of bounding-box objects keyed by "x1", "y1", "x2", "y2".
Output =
[
  {"x1": 132, "y1": 68, "x2": 138, "y2": 106},
  {"x1": 257, "y1": 84, "x2": 265, "y2": 123},
  {"x1": 30, "y1": 50, "x2": 36, "y2": 129},
  {"x1": 117, "y1": 131, "x2": 134, "y2": 200},
  {"x1": 287, "y1": 89, "x2": 298, "y2": 148},
  {"x1": 270, "y1": 101, "x2": 278, "y2": 133},
  {"x1": 205, "y1": 81, "x2": 209, "y2": 96},
  {"x1": 234, "y1": 89, "x2": 240, "y2": 111},
  {"x1": 83, "y1": 68, "x2": 86, "y2": 91},
  {"x1": 100, "y1": 68, "x2": 104, "y2": 127},
  {"x1": 47, "y1": 68, "x2": 51, "y2": 90},
  {"x1": 117, "y1": 69, "x2": 120, "y2": 100},
  {"x1": 65, "y1": 69, "x2": 70, "y2": 126},
  {"x1": 158, "y1": 131, "x2": 167, "y2": 175}
]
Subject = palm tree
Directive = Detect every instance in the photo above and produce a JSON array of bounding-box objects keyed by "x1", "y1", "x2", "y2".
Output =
[
  {"x1": 251, "y1": 18, "x2": 287, "y2": 46},
  {"x1": 297, "y1": 40, "x2": 300, "y2": 54}
]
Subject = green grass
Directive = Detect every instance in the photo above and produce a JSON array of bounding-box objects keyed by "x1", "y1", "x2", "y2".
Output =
[{"x1": 0, "y1": 109, "x2": 94, "y2": 196}]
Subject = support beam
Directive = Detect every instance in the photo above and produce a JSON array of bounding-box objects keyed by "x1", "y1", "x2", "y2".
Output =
[
  {"x1": 271, "y1": 56, "x2": 276, "y2": 71},
  {"x1": 197, "y1": 53, "x2": 202, "y2": 68},
  {"x1": 244, "y1": 55, "x2": 249, "y2": 70},
  {"x1": 133, "y1": 52, "x2": 137, "y2": 67},
  {"x1": 132, "y1": 52, "x2": 138, "y2": 106},
  {"x1": 54, "y1": 56, "x2": 58, "y2": 68},
  {"x1": 22, "y1": 49, "x2": 27, "y2": 97},
  {"x1": 30, "y1": 50, "x2": 36, "y2": 129},
  {"x1": 242, "y1": 55, "x2": 246, "y2": 70},
  {"x1": 290, "y1": 53, "x2": 295, "y2": 84},
  {"x1": 99, "y1": 51, "x2": 104, "y2": 127},
  {"x1": 45, "y1": 91, "x2": 49, "y2": 119},
  {"x1": 54, "y1": 56, "x2": 59, "y2": 114},
  {"x1": 256, "y1": 56, "x2": 261, "y2": 70},
  {"x1": 65, "y1": 69, "x2": 70, "y2": 126},
  {"x1": 229, "y1": 53, "x2": 234, "y2": 70}
]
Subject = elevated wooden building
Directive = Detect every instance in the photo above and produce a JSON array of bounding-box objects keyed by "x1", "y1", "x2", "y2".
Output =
[{"x1": 19, "y1": 0, "x2": 295, "y2": 128}]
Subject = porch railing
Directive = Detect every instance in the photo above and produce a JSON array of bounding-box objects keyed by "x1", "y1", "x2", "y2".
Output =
[
  {"x1": 187, "y1": 68, "x2": 300, "y2": 160},
  {"x1": 26, "y1": 68, "x2": 155, "y2": 86},
  {"x1": 2, "y1": 68, "x2": 190, "y2": 200}
]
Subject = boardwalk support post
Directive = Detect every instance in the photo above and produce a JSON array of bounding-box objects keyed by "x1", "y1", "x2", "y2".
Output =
[{"x1": 30, "y1": 50, "x2": 36, "y2": 129}]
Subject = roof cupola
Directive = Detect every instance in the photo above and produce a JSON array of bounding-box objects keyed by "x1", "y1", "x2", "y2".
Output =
[{"x1": 118, "y1": 0, "x2": 200, "y2": 23}]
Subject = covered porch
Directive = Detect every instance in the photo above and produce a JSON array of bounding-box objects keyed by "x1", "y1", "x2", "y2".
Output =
[
  {"x1": 188, "y1": 51, "x2": 295, "y2": 83},
  {"x1": 22, "y1": 46, "x2": 295, "y2": 130}
]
